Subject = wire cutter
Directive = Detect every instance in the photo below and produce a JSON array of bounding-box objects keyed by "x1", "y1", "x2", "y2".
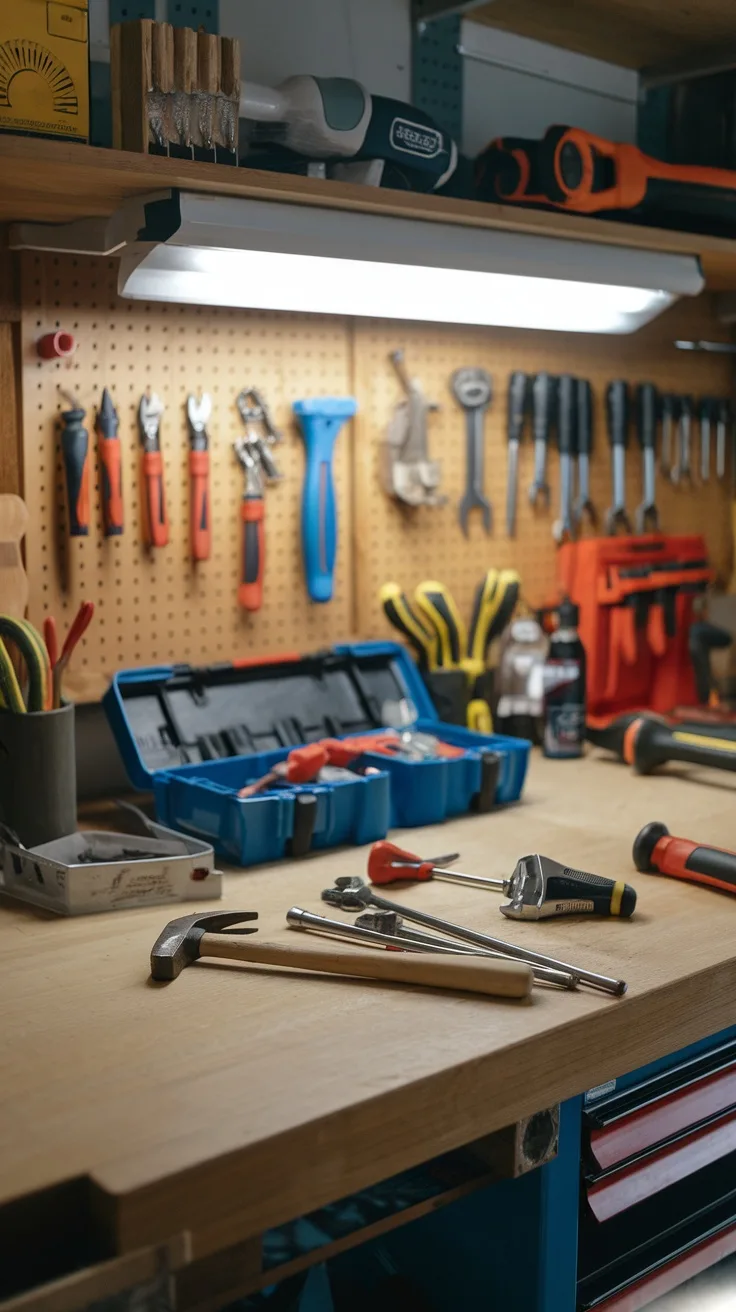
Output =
[
  {"x1": 186, "y1": 392, "x2": 212, "y2": 561},
  {"x1": 138, "y1": 393, "x2": 168, "y2": 549}
]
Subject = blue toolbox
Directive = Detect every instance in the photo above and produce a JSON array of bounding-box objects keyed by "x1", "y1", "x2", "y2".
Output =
[{"x1": 104, "y1": 641, "x2": 530, "y2": 866}]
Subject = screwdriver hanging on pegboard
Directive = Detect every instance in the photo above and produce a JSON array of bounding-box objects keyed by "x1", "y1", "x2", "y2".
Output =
[
  {"x1": 59, "y1": 389, "x2": 90, "y2": 538},
  {"x1": 95, "y1": 388, "x2": 124, "y2": 537}
]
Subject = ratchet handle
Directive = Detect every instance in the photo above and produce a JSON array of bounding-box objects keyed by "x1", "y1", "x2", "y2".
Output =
[
  {"x1": 98, "y1": 437, "x2": 123, "y2": 536},
  {"x1": 189, "y1": 449, "x2": 210, "y2": 561},
  {"x1": 142, "y1": 450, "x2": 169, "y2": 548},
  {"x1": 544, "y1": 868, "x2": 637, "y2": 917},
  {"x1": 606, "y1": 380, "x2": 629, "y2": 448},
  {"x1": 636, "y1": 383, "x2": 658, "y2": 449},
  {"x1": 576, "y1": 379, "x2": 593, "y2": 455},
  {"x1": 239, "y1": 493, "x2": 264, "y2": 612},
  {"x1": 633, "y1": 822, "x2": 736, "y2": 895},
  {"x1": 557, "y1": 375, "x2": 576, "y2": 454}
]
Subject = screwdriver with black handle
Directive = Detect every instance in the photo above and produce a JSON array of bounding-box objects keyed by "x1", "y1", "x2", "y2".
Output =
[
  {"x1": 59, "y1": 392, "x2": 90, "y2": 538},
  {"x1": 588, "y1": 712, "x2": 736, "y2": 775},
  {"x1": 634, "y1": 822, "x2": 736, "y2": 897},
  {"x1": 414, "y1": 580, "x2": 466, "y2": 668},
  {"x1": 506, "y1": 371, "x2": 529, "y2": 536}
]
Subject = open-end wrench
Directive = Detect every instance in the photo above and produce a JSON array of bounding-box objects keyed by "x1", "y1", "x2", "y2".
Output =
[
  {"x1": 660, "y1": 394, "x2": 679, "y2": 479},
  {"x1": 573, "y1": 378, "x2": 596, "y2": 530},
  {"x1": 452, "y1": 368, "x2": 493, "y2": 535},
  {"x1": 529, "y1": 372, "x2": 554, "y2": 510},
  {"x1": 716, "y1": 398, "x2": 731, "y2": 481},
  {"x1": 506, "y1": 370, "x2": 529, "y2": 537},
  {"x1": 635, "y1": 382, "x2": 659, "y2": 534},
  {"x1": 672, "y1": 394, "x2": 694, "y2": 485},
  {"x1": 699, "y1": 397, "x2": 716, "y2": 483},
  {"x1": 605, "y1": 380, "x2": 632, "y2": 535},
  {"x1": 552, "y1": 374, "x2": 576, "y2": 544},
  {"x1": 321, "y1": 876, "x2": 627, "y2": 996}
]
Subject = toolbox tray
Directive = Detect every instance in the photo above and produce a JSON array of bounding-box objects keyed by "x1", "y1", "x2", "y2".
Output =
[{"x1": 104, "y1": 641, "x2": 530, "y2": 865}]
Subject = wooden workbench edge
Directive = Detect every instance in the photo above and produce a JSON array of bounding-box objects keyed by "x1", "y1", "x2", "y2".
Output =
[{"x1": 99, "y1": 955, "x2": 736, "y2": 1258}]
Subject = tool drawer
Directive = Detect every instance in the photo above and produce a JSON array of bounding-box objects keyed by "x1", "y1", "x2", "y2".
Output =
[
  {"x1": 104, "y1": 641, "x2": 530, "y2": 865},
  {"x1": 578, "y1": 1035, "x2": 736, "y2": 1310}
]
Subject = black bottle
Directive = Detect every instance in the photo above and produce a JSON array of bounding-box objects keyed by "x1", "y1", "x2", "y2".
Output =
[{"x1": 542, "y1": 598, "x2": 586, "y2": 759}]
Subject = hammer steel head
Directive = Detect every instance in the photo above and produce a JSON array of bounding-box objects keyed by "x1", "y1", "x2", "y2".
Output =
[{"x1": 150, "y1": 910, "x2": 258, "y2": 981}]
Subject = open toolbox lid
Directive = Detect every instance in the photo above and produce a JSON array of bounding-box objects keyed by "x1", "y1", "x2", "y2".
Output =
[{"x1": 104, "y1": 641, "x2": 436, "y2": 789}]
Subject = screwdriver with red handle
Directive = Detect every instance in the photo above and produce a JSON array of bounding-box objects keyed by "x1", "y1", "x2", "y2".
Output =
[
  {"x1": 95, "y1": 388, "x2": 124, "y2": 536},
  {"x1": 238, "y1": 743, "x2": 328, "y2": 798},
  {"x1": 368, "y1": 841, "x2": 505, "y2": 890},
  {"x1": 633, "y1": 822, "x2": 736, "y2": 895}
]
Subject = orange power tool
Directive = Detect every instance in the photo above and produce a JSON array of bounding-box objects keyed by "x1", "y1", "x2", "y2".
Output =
[
  {"x1": 477, "y1": 125, "x2": 736, "y2": 226},
  {"x1": 634, "y1": 822, "x2": 736, "y2": 897}
]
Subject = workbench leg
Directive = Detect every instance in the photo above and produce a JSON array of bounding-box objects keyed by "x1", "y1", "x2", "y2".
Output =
[
  {"x1": 334, "y1": 1096, "x2": 582, "y2": 1311},
  {"x1": 537, "y1": 1095, "x2": 582, "y2": 1312}
]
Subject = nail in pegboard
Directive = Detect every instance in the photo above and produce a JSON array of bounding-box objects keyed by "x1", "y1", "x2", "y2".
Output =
[
  {"x1": 21, "y1": 252, "x2": 355, "y2": 701},
  {"x1": 353, "y1": 297, "x2": 734, "y2": 644}
]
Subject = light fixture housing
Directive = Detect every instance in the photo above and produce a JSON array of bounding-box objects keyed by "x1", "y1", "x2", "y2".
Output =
[{"x1": 11, "y1": 189, "x2": 704, "y2": 333}]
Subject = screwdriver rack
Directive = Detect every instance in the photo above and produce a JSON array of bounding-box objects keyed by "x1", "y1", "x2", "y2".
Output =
[{"x1": 19, "y1": 251, "x2": 735, "y2": 701}]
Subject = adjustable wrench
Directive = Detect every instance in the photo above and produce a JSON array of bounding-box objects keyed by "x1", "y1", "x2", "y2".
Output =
[
  {"x1": 671, "y1": 394, "x2": 694, "y2": 485},
  {"x1": 506, "y1": 370, "x2": 529, "y2": 537},
  {"x1": 635, "y1": 382, "x2": 659, "y2": 534},
  {"x1": 605, "y1": 380, "x2": 632, "y2": 535},
  {"x1": 573, "y1": 378, "x2": 596, "y2": 530},
  {"x1": 529, "y1": 372, "x2": 554, "y2": 510},
  {"x1": 552, "y1": 374, "x2": 576, "y2": 544},
  {"x1": 452, "y1": 367, "x2": 493, "y2": 536},
  {"x1": 716, "y1": 398, "x2": 731, "y2": 480}
]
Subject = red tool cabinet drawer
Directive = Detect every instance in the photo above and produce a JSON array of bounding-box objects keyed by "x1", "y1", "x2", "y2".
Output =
[
  {"x1": 590, "y1": 1065, "x2": 736, "y2": 1173},
  {"x1": 591, "y1": 1222, "x2": 736, "y2": 1311}
]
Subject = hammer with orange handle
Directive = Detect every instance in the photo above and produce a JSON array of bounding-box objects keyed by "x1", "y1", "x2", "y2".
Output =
[{"x1": 633, "y1": 823, "x2": 736, "y2": 896}]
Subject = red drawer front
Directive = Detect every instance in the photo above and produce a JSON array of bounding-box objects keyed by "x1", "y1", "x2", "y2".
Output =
[
  {"x1": 592, "y1": 1221, "x2": 736, "y2": 1312},
  {"x1": 590, "y1": 1065, "x2": 736, "y2": 1171},
  {"x1": 587, "y1": 1110, "x2": 736, "y2": 1222}
]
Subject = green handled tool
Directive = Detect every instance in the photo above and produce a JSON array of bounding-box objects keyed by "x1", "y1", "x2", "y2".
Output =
[{"x1": 0, "y1": 617, "x2": 52, "y2": 713}]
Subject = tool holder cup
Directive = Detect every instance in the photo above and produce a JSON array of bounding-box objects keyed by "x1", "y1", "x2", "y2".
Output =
[{"x1": 0, "y1": 701, "x2": 76, "y2": 847}]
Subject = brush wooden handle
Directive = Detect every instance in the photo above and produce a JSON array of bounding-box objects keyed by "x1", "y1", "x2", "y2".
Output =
[{"x1": 199, "y1": 935, "x2": 532, "y2": 999}]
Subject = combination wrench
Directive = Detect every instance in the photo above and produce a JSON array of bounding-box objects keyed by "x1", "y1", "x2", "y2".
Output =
[
  {"x1": 573, "y1": 378, "x2": 596, "y2": 530},
  {"x1": 605, "y1": 380, "x2": 632, "y2": 535},
  {"x1": 529, "y1": 372, "x2": 554, "y2": 510},
  {"x1": 552, "y1": 374, "x2": 576, "y2": 544},
  {"x1": 452, "y1": 367, "x2": 493, "y2": 536},
  {"x1": 671, "y1": 394, "x2": 694, "y2": 485},
  {"x1": 634, "y1": 382, "x2": 659, "y2": 534}
]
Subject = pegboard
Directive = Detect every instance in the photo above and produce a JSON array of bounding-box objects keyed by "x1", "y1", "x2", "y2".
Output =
[
  {"x1": 20, "y1": 252, "x2": 354, "y2": 700},
  {"x1": 19, "y1": 252, "x2": 735, "y2": 701},
  {"x1": 353, "y1": 295, "x2": 734, "y2": 645}
]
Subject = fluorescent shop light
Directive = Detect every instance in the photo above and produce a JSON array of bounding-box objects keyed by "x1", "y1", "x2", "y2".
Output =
[{"x1": 11, "y1": 190, "x2": 704, "y2": 333}]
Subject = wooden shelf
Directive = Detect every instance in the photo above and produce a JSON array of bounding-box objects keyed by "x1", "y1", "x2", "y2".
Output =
[
  {"x1": 3, "y1": 135, "x2": 736, "y2": 288},
  {"x1": 471, "y1": 0, "x2": 736, "y2": 73}
]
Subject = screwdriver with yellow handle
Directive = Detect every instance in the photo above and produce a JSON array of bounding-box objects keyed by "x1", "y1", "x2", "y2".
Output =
[
  {"x1": 468, "y1": 568, "x2": 521, "y2": 666},
  {"x1": 379, "y1": 583, "x2": 438, "y2": 671},
  {"x1": 414, "y1": 580, "x2": 493, "y2": 731}
]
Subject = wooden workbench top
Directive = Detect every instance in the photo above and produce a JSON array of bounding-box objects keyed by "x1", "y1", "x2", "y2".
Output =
[{"x1": 2, "y1": 753, "x2": 736, "y2": 1260}]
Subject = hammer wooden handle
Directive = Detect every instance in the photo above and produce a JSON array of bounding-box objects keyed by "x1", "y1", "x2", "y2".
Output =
[{"x1": 199, "y1": 934, "x2": 532, "y2": 999}]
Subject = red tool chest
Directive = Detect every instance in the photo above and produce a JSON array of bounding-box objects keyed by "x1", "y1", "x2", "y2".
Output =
[{"x1": 558, "y1": 535, "x2": 712, "y2": 720}]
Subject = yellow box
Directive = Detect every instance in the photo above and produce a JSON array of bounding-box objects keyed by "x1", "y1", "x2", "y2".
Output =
[{"x1": 0, "y1": 0, "x2": 89, "y2": 141}]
